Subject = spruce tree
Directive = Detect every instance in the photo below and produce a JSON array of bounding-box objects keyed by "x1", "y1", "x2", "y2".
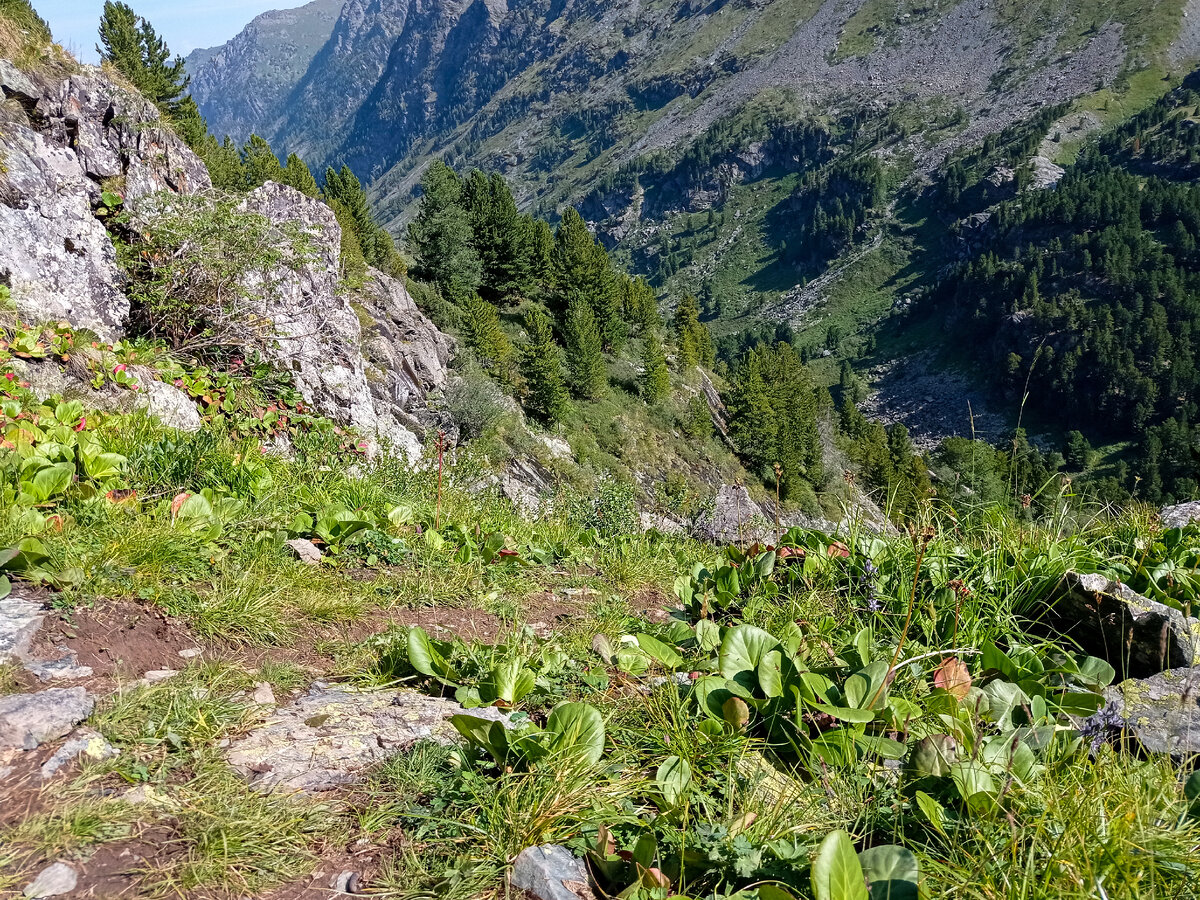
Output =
[
  {"x1": 674, "y1": 294, "x2": 714, "y2": 370},
  {"x1": 242, "y1": 134, "x2": 283, "y2": 188},
  {"x1": 408, "y1": 161, "x2": 482, "y2": 302},
  {"x1": 282, "y1": 153, "x2": 319, "y2": 197},
  {"x1": 521, "y1": 308, "x2": 569, "y2": 423},
  {"x1": 564, "y1": 299, "x2": 607, "y2": 400},
  {"x1": 621, "y1": 275, "x2": 662, "y2": 335},
  {"x1": 640, "y1": 329, "x2": 671, "y2": 403},
  {"x1": 198, "y1": 135, "x2": 246, "y2": 192},
  {"x1": 552, "y1": 208, "x2": 624, "y2": 349},
  {"x1": 461, "y1": 294, "x2": 513, "y2": 383},
  {"x1": 97, "y1": 2, "x2": 205, "y2": 147},
  {"x1": 462, "y1": 171, "x2": 532, "y2": 304}
]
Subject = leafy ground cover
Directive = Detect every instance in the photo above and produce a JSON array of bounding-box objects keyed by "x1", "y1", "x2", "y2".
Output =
[{"x1": 0, "y1": 307, "x2": 1197, "y2": 898}]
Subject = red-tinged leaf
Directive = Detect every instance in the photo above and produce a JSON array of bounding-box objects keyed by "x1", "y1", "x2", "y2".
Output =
[
  {"x1": 170, "y1": 492, "x2": 191, "y2": 521},
  {"x1": 933, "y1": 657, "x2": 972, "y2": 699},
  {"x1": 827, "y1": 541, "x2": 851, "y2": 559},
  {"x1": 106, "y1": 488, "x2": 138, "y2": 504}
]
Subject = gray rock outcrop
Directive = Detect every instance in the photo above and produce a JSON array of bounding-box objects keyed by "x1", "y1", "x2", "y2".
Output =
[
  {"x1": 0, "y1": 58, "x2": 209, "y2": 338},
  {"x1": 1106, "y1": 666, "x2": 1200, "y2": 757},
  {"x1": 0, "y1": 687, "x2": 94, "y2": 750},
  {"x1": 1039, "y1": 572, "x2": 1200, "y2": 678},
  {"x1": 510, "y1": 845, "x2": 594, "y2": 900},
  {"x1": 231, "y1": 181, "x2": 452, "y2": 457},
  {"x1": 693, "y1": 484, "x2": 840, "y2": 546},
  {"x1": 1160, "y1": 501, "x2": 1200, "y2": 530},
  {"x1": 225, "y1": 681, "x2": 507, "y2": 792}
]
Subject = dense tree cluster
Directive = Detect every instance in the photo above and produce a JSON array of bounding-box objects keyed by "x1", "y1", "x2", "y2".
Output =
[
  {"x1": 727, "y1": 343, "x2": 823, "y2": 501},
  {"x1": 775, "y1": 156, "x2": 887, "y2": 273},
  {"x1": 934, "y1": 80, "x2": 1200, "y2": 503}
]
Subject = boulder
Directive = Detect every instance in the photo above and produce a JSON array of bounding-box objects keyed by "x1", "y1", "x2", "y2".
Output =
[
  {"x1": 0, "y1": 687, "x2": 94, "y2": 750},
  {"x1": 22, "y1": 862, "x2": 78, "y2": 899},
  {"x1": 0, "y1": 111, "x2": 127, "y2": 337},
  {"x1": 33, "y1": 71, "x2": 210, "y2": 201},
  {"x1": 1038, "y1": 572, "x2": 1200, "y2": 678},
  {"x1": 1160, "y1": 501, "x2": 1200, "y2": 530},
  {"x1": 285, "y1": 538, "x2": 323, "y2": 565},
  {"x1": 693, "y1": 484, "x2": 839, "y2": 546},
  {"x1": 225, "y1": 681, "x2": 508, "y2": 792},
  {"x1": 0, "y1": 591, "x2": 44, "y2": 664},
  {"x1": 1106, "y1": 667, "x2": 1200, "y2": 757},
  {"x1": 10, "y1": 357, "x2": 200, "y2": 431},
  {"x1": 0, "y1": 59, "x2": 210, "y2": 338},
  {"x1": 510, "y1": 845, "x2": 594, "y2": 900}
]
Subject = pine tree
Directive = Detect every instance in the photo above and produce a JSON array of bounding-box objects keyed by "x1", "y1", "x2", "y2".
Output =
[
  {"x1": 408, "y1": 161, "x2": 482, "y2": 302},
  {"x1": 97, "y1": 2, "x2": 205, "y2": 147},
  {"x1": 521, "y1": 308, "x2": 569, "y2": 423},
  {"x1": 462, "y1": 294, "x2": 513, "y2": 383},
  {"x1": 462, "y1": 171, "x2": 532, "y2": 304},
  {"x1": 564, "y1": 299, "x2": 607, "y2": 400},
  {"x1": 621, "y1": 275, "x2": 661, "y2": 334},
  {"x1": 198, "y1": 135, "x2": 246, "y2": 192},
  {"x1": 674, "y1": 294, "x2": 713, "y2": 370},
  {"x1": 327, "y1": 198, "x2": 368, "y2": 285},
  {"x1": 242, "y1": 134, "x2": 283, "y2": 188},
  {"x1": 282, "y1": 153, "x2": 319, "y2": 197},
  {"x1": 552, "y1": 208, "x2": 624, "y2": 349},
  {"x1": 640, "y1": 329, "x2": 671, "y2": 403},
  {"x1": 527, "y1": 218, "x2": 555, "y2": 300}
]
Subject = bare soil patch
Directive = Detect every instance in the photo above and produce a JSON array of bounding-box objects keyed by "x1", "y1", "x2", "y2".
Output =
[{"x1": 30, "y1": 599, "x2": 198, "y2": 683}]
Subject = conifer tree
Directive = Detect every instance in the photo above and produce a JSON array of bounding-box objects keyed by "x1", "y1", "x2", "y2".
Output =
[
  {"x1": 242, "y1": 134, "x2": 283, "y2": 188},
  {"x1": 564, "y1": 299, "x2": 607, "y2": 400},
  {"x1": 521, "y1": 308, "x2": 569, "y2": 423},
  {"x1": 462, "y1": 171, "x2": 532, "y2": 304},
  {"x1": 327, "y1": 198, "x2": 368, "y2": 284},
  {"x1": 199, "y1": 135, "x2": 246, "y2": 192},
  {"x1": 282, "y1": 153, "x2": 319, "y2": 197},
  {"x1": 621, "y1": 275, "x2": 662, "y2": 335},
  {"x1": 674, "y1": 294, "x2": 714, "y2": 370},
  {"x1": 409, "y1": 161, "x2": 482, "y2": 302},
  {"x1": 640, "y1": 329, "x2": 671, "y2": 403},
  {"x1": 527, "y1": 218, "x2": 555, "y2": 300},
  {"x1": 552, "y1": 209, "x2": 624, "y2": 350},
  {"x1": 97, "y1": 2, "x2": 205, "y2": 147},
  {"x1": 461, "y1": 294, "x2": 513, "y2": 383}
]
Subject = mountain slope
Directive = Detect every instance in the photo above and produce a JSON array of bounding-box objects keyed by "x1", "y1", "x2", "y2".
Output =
[{"x1": 184, "y1": 0, "x2": 344, "y2": 145}]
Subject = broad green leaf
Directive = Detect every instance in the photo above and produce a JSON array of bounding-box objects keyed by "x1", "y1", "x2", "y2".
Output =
[
  {"x1": 545, "y1": 701, "x2": 605, "y2": 765},
  {"x1": 949, "y1": 759, "x2": 996, "y2": 803},
  {"x1": 859, "y1": 845, "x2": 918, "y2": 900},
  {"x1": 1074, "y1": 656, "x2": 1116, "y2": 690},
  {"x1": 29, "y1": 463, "x2": 73, "y2": 503},
  {"x1": 655, "y1": 755, "x2": 692, "y2": 807},
  {"x1": 636, "y1": 633, "x2": 685, "y2": 669},
  {"x1": 719, "y1": 624, "x2": 780, "y2": 692},
  {"x1": 406, "y1": 626, "x2": 456, "y2": 683},
  {"x1": 757, "y1": 648, "x2": 784, "y2": 697},
  {"x1": 844, "y1": 660, "x2": 891, "y2": 709},
  {"x1": 811, "y1": 830, "x2": 868, "y2": 900},
  {"x1": 914, "y1": 791, "x2": 947, "y2": 834}
]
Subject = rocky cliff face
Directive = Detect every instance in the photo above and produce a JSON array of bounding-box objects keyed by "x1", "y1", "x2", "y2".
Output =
[
  {"x1": 0, "y1": 54, "x2": 454, "y2": 459},
  {"x1": 184, "y1": 0, "x2": 344, "y2": 146},
  {"x1": 0, "y1": 58, "x2": 210, "y2": 338}
]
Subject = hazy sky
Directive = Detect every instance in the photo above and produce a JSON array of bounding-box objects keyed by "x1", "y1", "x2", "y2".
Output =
[{"x1": 33, "y1": 1, "x2": 305, "y2": 62}]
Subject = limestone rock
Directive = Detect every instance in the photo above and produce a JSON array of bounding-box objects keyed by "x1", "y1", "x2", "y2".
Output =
[
  {"x1": 0, "y1": 592, "x2": 44, "y2": 664},
  {"x1": 141, "y1": 379, "x2": 203, "y2": 431},
  {"x1": 225, "y1": 681, "x2": 508, "y2": 792},
  {"x1": 34, "y1": 71, "x2": 211, "y2": 201},
  {"x1": 286, "y1": 538, "x2": 323, "y2": 565},
  {"x1": 0, "y1": 59, "x2": 209, "y2": 339},
  {"x1": 1160, "y1": 501, "x2": 1200, "y2": 530},
  {"x1": 510, "y1": 845, "x2": 594, "y2": 900},
  {"x1": 0, "y1": 111, "x2": 127, "y2": 338},
  {"x1": 251, "y1": 681, "x2": 277, "y2": 706},
  {"x1": 1039, "y1": 572, "x2": 1200, "y2": 678},
  {"x1": 0, "y1": 688, "x2": 94, "y2": 750},
  {"x1": 1106, "y1": 667, "x2": 1200, "y2": 757},
  {"x1": 23, "y1": 862, "x2": 77, "y2": 899},
  {"x1": 39, "y1": 729, "x2": 118, "y2": 778}
]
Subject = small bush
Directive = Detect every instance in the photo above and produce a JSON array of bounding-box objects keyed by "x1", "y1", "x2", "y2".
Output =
[{"x1": 446, "y1": 366, "x2": 511, "y2": 440}]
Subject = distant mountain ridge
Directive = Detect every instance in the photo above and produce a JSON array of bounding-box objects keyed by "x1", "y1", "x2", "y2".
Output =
[{"x1": 184, "y1": 0, "x2": 344, "y2": 146}]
